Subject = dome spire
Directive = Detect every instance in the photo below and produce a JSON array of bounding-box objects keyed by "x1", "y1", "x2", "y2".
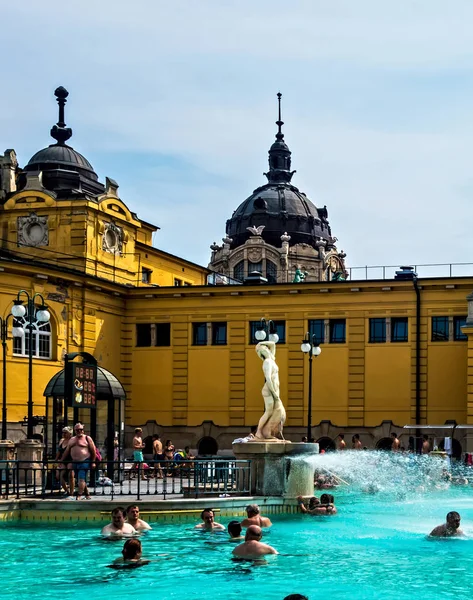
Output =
[
  {"x1": 264, "y1": 92, "x2": 295, "y2": 184},
  {"x1": 50, "y1": 86, "x2": 72, "y2": 146}
]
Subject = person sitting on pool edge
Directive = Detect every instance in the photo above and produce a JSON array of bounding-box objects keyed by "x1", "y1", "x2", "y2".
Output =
[
  {"x1": 102, "y1": 507, "x2": 137, "y2": 537},
  {"x1": 429, "y1": 511, "x2": 464, "y2": 537},
  {"x1": 232, "y1": 525, "x2": 278, "y2": 557},
  {"x1": 108, "y1": 538, "x2": 150, "y2": 569},
  {"x1": 195, "y1": 508, "x2": 225, "y2": 530},
  {"x1": 240, "y1": 504, "x2": 272, "y2": 528},
  {"x1": 125, "y1": 505, "x2": 152, "y2": 531},
  {"x1": 228, "y1": 520, "x2": 244, "y2": 541}
]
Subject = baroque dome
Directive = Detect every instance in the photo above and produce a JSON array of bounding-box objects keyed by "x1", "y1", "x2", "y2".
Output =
[
  {"x1": 26, "y1": 144, "x2": 99, "y2": 181},
  {"x1": 226, "y1": 94, "x2": 335, "y2": 250}
]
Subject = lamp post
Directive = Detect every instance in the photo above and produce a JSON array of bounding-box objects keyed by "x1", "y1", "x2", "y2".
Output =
[
  {"x1": 255, "y1": 318, "x2": 279, "y2": 343},
  {"x1": 301, "y1": 333, "x2": 322, "y2": 442},
  {"x1": 0, "y1": 314, "x2": 14, "y2": 440},
  {"x1": 11, "y1": 291, "x2": 50, "y2": 439}
]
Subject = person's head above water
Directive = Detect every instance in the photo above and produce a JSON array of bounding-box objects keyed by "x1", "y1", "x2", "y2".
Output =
[
  {"x1": 122, "y1": 538, "x2": 142, "y2": 560},
  {"x1": 228, "y1": 521, "x2": 242, "y2": 538},
  {"x1": 245, "y1": 504, "x2": 260, "y2": 517},
  {"x1": 320, "y1": 493, "x2": 334, "y2": 505},
  {"x1": 111, "y1": 507, "x2": 126, "y2": 527},
  {"x1": 245, "y1": 525, "x2": 263, "y2": 541},
  {"x1": 446, "y1": 511, "x2": 461, "y2": 529},
  {"x1": 201, "y1": 508, "x2": 215, "y2": 523},
  {"x1": 308, "y1": 497, "x2": 320, "y2": 509},
  {"x1": 284, "y1": 595, "x2": 309, "y2": 600}
]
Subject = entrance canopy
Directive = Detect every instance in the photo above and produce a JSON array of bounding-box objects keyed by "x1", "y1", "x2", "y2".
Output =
[{"x1": 44, "y1": 366, "x2": 126, "y2": 400}]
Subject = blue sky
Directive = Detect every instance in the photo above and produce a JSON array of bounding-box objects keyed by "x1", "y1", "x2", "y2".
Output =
[{"x1": 2, "y1": 0, "x2": 473, "y2": 272}]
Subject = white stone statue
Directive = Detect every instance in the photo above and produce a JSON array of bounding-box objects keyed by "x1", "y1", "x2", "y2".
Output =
[{"x1": 254, "y1": 341, "x2": 286, "y2": 441}]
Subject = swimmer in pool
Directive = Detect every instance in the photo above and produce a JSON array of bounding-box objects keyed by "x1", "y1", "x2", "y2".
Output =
[
  {"x1": 108, "y1": 538, "x2": 150, "y2": 568},
  {"x1": 195, "y1": 508, "x2": 225, "y2": 530},
  {"x1": 125, "y1": 505, "x2": 152, "y2": 531},
  {"x1": 233, "y1": 525, "x2": 278, "y2": 558},
  {"x1": 429, "y1": 511, "x2": 465, "y2": 538},
  {"x1": 297, "y1": 495, "x2": 321, "y2": 514},
  {"x1": 240, "y1": 504, "x2": 272, "y2": 528},
  {"x1": 228, "y1": 520, "x2": 244, "y2": 541},
  {"x1": 102, "y1": 507, "x2": 137, "y2": 537}
]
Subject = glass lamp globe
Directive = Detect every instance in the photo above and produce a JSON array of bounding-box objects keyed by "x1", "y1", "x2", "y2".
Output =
[
  {"x1": 312, "y1": 346, "x2": 322, "y2": 356},
  {"x1": 11, "y1": 303, "x2": 26, "y2": 318},
  {"x1": 12, "y1": 326, "x2": 25, "y2": 338},
  {"x1": 36, "y1": 308, "x2": 51, "y2": 322},
  {"x1": 255, "y1": 329, "x2": 266, "y2": 341},
  {"x1": 268, "y1": 333, "x2": 279, "y2": 343},
  {"x1": 301, "y1": 342, "x2": 311, "y2": 353}
]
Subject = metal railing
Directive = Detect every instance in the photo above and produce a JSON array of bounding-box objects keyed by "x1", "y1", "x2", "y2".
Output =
[
  {"x1": 0, "y1": 459, "x2": 252, "y2": 501},
  {"x1": 347, "y1": 262, "x2": 473, "y2": 281}
]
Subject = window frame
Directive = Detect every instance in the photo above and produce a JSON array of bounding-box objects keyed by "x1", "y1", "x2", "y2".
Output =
[
  {"x1": 155, "y1": 323, "x2": 171, "y2": 347},
  {"x1": 192, "y1": 323, "x2": 208, "y2": 346},
  {"x1": 369, "y1": 318, "x2": 386, "y2": 344},
  {"x1": 212, "y1": 322, "x2": 227, "y2": 346},
  {"x1": 391, "y1": 317, "x2": 408, "y2": 343},
  {"x1": 329, "y1": 319, "x2": 346, "y2": 344},
  {"x1": 12, "y1": 319, "x2": 52, "y2": 359},
  {"x1": 432, "y1": 316, "x2": 449, "y2": 342},
  {"x1": 454, "y1": 316, "x2": 467, "y2": 341},
  {"x1": 308, "y1": 319, "x2": 325, "y2": 344}
]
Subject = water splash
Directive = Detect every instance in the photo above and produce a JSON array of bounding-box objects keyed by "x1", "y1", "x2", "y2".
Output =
[{"x1": 290, "y1": 451, "x2": 451, "y2": 495}]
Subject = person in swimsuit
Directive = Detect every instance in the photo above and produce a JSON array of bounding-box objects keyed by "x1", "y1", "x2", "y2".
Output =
[
  {"x1": 195, "y1": 508, "x2": 225, "y2": 530},
  {"x1": 240, "y1": 504, "x2": 272, "y2": 528},
  {"x1": 55, "y1": 426, "x2": 73, "y2": 497},
  {"x1": 102, "y1": 507, "x2": 137, "y2": 537},
  {"x1": 61, "y1": 423, "x2": 96, "y2": 500},
  {"x1": 391, "y1": 432, "x2": 401, "y2": 452},
  {"x1": 429, "y1": 511, "x2": 464, "y2": 537},
  {"x1": 232, "y1": 525, "x2": 278, "y2": 557},
  {"x1": 164, "y1": 440, "x2": 175, "y2": 476},
  {"x1": 133, "y1": 428, "x2": 146, "y2": 480},
  {"x1": 228, "y1": 521, "x2": 244, "y2": 541},
  {"x1": 108, "y1": 538, "x2": 149, "y2": 568},
  {"x1": 352, "y1": 434, "x2": 362, "y2": 450},
  {"x1": 337, "y1": 434, "x2": 346, "y2": 451},
  {"x1": 152, "y1": 434, "x2": 164, "y2": 478},
  {"x1": 125, "y1": 505, "x2": 152, "y2": 531}
]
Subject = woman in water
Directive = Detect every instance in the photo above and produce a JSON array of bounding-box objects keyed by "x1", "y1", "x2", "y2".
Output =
[{"x1": 108, "y1": 538, "x2": 150, "y2": 569}]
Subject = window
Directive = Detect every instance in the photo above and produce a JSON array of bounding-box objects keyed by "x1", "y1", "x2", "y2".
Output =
[
  {"x1": 233, "y1": 260, "x2": 244, "y2": 282},
  {"x1": 12, "y1": 319, "x2": 52, "y2": 359},
  {"x1": 249, "y1": 320, "x2": 286, "y2": 344},
  {"x1": 329, "y1": 319, "x2": 346, "y2": 343},
  {"x1": 136, "y1": 324, "x2": 152, "y2": 347},
  {"x1": 432, "y1": 317, "x2": 449, "y2": 341},
  {"x1": 266, "y1": 260, "x2": 277, "y2": 284},
  {"x1": 141, "y1": 268, "x2": 152, "y2": 284},
  {"x1": 369, "y1": 318, "x2": 386, "y2": 343},
  {"x1": 212, "y1": 322, "x2": 227, "y2": 345},
  {"x1": 193, "y1": 323, "x2": 207, "y2": 346},
  {"x1": 391, "y1": 317, "x2": 408, "y2": 342},
  {"x1": 308, "y1": 319, "x2": 325, "y2": 344},
  {"x1": 155, "y1": 323, "x2": 171, "y2": 346},
  {"x1": 454, "y1": 316, "x2": 467, "y2": 341},
  {"x1": 248, "y1": 261, "x2": 262, "y2": 275},
  {"x1": 174, "y1": 278, "x2": 182, "y2": 287}
]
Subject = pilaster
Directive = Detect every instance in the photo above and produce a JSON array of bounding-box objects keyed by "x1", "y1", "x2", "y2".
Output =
[
  {"x1": 347, "y1": 313, "x2": 365, "y2": 426},
  {"x1": 172, "y1": 318, "x2": 189, "y2": 426},
  {"x1": 228, "y1": 320, "x2": 245, "y2": 426}
]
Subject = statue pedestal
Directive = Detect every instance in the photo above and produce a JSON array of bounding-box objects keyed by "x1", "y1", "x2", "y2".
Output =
[
  {"x1": 15, "y1": 439, "x2": 44, "y2": 488},
  {"x1": 233, "y1": 441, "x2": 319, "y2": 497}
]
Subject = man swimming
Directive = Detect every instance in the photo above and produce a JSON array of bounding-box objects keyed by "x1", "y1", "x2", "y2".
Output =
[
  {"x1": 240, "y1": 504, "x2": 272, "y2": 528},
  {"x1": 232, "y1": 525, "x2": 278, "y2": 557},
  {"x1": 429, "y1": 511, "x2": 464, "y2": 537},
  {"x1": 108, "y1": 538, "x2": 150, "y2": 569},
  {"x1": 101, "y1": 507, "x2": 137, "y2": 537},
  {"x1": 125, "y1": 505, "x2": 152, "y2": 531},
  {"x1": 195, "y1": 508, "x2": 225, "y2": 530},
  {"x1": 228, "y1": 520, "x2": 244, "y2": 541}
]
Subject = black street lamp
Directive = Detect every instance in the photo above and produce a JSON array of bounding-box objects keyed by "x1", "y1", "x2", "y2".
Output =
[
  {"x1": 301, "y1": 333, "x2": 322, "y2": 442},
  {"x1": 255, "y1": 318, "x2": 279, "y2": 343},
  {"x1": 11, "y1": 291, "x2": 50, "y2": 439},
  {"x1": 0, "y1": 314, "x2": 14, "y2": 440}
]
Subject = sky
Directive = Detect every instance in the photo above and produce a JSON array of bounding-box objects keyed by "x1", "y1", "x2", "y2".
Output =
[{"x1": 2, "y1": 0, "x2": 473, "y2": 275}]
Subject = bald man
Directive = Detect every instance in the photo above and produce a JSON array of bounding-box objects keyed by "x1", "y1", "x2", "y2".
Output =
[{"x1": 232, "y1": 525, "x2": 278, "y2": 557}]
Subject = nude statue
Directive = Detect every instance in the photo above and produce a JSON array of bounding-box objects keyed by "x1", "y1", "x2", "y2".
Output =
[{"x1": 254, "y1": 341, "x2": 286, "y2": 440}]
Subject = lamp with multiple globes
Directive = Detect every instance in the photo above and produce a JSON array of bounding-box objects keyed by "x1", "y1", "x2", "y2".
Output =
[
  {"x1": 10, "y1": 291, "x2": 50, "y2": 439},
  {"x1": 255, "y1": 318, "x2": 279, "y2": 344},
  {"x1": 301, "y1": 333, "x2": 322, "y2": 442}
]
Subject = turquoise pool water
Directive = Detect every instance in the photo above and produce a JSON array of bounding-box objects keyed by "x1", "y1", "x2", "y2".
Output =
[{"x1": 3, "y1": 486, "x2": 473, "y2": 600}]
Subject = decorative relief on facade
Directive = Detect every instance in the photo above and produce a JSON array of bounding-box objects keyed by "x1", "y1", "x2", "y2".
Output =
[
  {"x1": 102, "y1": 221, "x2": 123, "y2": 255},
  {"x1": 17, "y1": 212, "x2": 49, "y2": 247}
]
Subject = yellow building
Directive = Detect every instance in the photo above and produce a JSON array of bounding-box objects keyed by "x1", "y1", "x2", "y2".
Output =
[{"x1": 1, "y1": 87, "x2": 473, "y2": 456}]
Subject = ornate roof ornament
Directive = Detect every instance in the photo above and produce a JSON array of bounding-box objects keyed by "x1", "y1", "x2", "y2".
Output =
[
  {"x1": 247, "y1": 225, "x2": 265, "y2": 236},
  {"x1": 264, "y1": 93, "x2": 296, "y2": 184},
  {"x1": 280, "y1": 231, "x2": 291, "y2": 243},
  {"x1": 50, "y1": 86, "x2": 73, "y2": 145}
]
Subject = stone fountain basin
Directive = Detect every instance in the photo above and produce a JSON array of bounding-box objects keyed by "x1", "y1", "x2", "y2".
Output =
[{"x1": 233, "y1": 441, "x2": 319, "y2": 456}]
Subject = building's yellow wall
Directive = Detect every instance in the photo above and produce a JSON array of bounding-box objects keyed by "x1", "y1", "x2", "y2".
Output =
[
  {"x1": 427, "y1": 345, "x2": 467, "y2": 424},
  {"x1": 131, "y1": 349, "x2": 174, "y2": 424},
  {"x1": 188, "y1": 348, "x2": 230, "y2": 425}
]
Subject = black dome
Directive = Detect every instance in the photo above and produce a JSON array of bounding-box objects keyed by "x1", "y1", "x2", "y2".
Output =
[
  {"x1": 43, "y1": 366, "x2": 126, "y2": 400},
  {"x1": 26, "y1": 144, "x2": 99, "y2": 181},
  {"x1": 226, "y1": 182, "x2": 332, "y2": 249}
]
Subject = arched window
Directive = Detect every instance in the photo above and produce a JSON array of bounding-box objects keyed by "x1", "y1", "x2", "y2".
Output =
[
  {"x1": 266, "y1": 260, "x2": 277, "y2": 283},
  {"x1": 12, "y1": 318, "x2": 52, "y2": 360},
  {"x1": 233, "y1": 260, "x2": 245, "y2": 282}
]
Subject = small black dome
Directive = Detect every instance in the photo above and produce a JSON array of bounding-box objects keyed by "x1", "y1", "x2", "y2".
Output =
[{"x1": 26, "y1": 144, "x2": 98, "y2": 181}]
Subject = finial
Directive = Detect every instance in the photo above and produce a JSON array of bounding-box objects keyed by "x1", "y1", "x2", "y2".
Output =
[
  {"x1": 276, "y1": 92, "x2": 284, "y2": 140},
  {"x1": 50, "y1": 86, "x2": 72, "y2": 145}
]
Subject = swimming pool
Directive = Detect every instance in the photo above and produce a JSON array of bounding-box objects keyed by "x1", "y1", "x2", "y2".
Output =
[{"x1": 3, "y1": 485, "x2": 473, "y2": 600}]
